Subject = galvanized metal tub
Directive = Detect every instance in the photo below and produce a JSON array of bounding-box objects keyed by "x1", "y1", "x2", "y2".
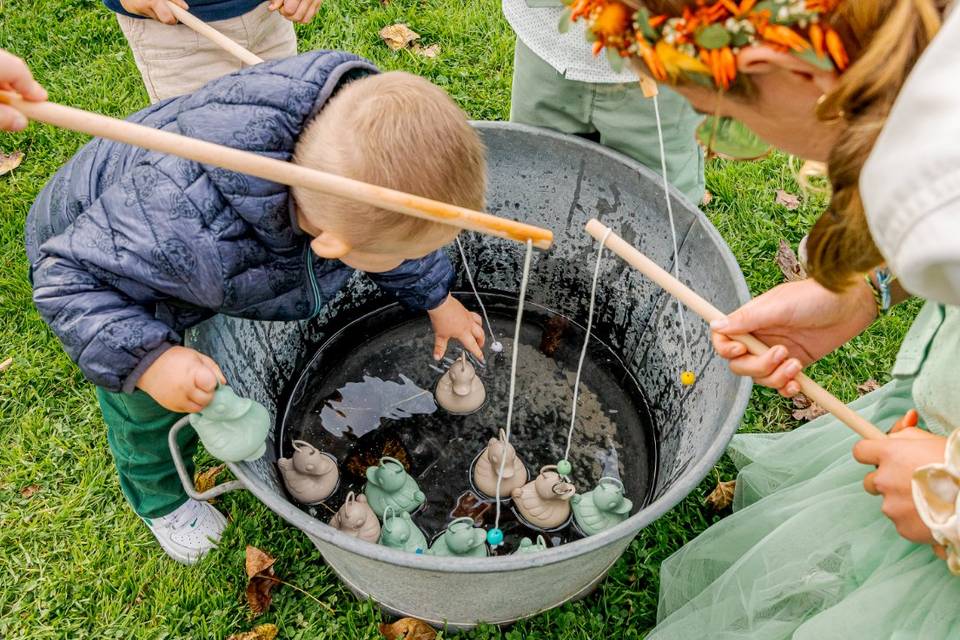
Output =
[{"x1": 186, "y1": 122, "x2": 752, "y2": 628}]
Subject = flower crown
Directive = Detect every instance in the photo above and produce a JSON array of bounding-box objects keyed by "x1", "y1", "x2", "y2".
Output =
[{"x1": 567, "y1": 0, "x2": 849, "y2": 89}]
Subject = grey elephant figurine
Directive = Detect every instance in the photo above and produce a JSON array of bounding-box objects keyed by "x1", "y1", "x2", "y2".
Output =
[
  {"x1": 378, "y1": 506, "x2": 428, "y2": 554},
  {"x1": 278, "y1": 440, "x2": 339, "y2": 505},
  {"x1": 329, "y1": 491, "x2": 380, "y2": 542},
  {"x1": 571, "y1": 477, "x2": 632, "y2": 536},
  {"x1": 426, "y1": 517, "x2": 488, "y2": 557},
  {"x1": 364, "y1": 456, "x2": 426, "y2": 517}
]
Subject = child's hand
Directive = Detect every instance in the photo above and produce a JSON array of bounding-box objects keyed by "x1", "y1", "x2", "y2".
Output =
[
  {"x1": 136, "y1": 346, "x2": 227, "y2": 413},
  {"x1": 0, "y1": 50, "x2": 47, "y2": 131},
  {"x1": 267, "y1": 0, "x2": 324, "y2": 24},
  {"x1": 427, "y1": 295, "x2": 485, "y2": 362},
  {"x1": 854, "y1": 427, "x2": 946, "y2": 544},
  {"x1": 711, "y1": 278, "x2": 877, "y2": 397},
  {"x1": 120, "y1": 0, "x2": 189, "y2": 25}
]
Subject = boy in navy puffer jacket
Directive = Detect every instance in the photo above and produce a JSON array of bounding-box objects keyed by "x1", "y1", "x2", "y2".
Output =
[{"x1": 25, "y1": 51, "x2": 486, "y2": 564}]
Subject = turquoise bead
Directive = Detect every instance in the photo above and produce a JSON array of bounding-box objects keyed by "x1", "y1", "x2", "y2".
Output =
[
  {"x1": 557, "y1": 459, "x2": 572, "y2": 476},
  {"x1": 487, "y1": 528, "x2": 504, "y2": 546}
]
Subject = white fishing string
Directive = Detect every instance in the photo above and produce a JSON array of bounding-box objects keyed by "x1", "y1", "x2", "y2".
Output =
[
  {"x1": 653, "y1": 94, "x2": 691, "y2": 360},
  {"x1": 493, "y1": 239, "x2": 534, "y2": 533},
  {"x1": 563, "y1": 227, "x2": 612, "y2": 462},
  {"x1": 456, "y1": 236, "x2": 501, "y2": 352}
]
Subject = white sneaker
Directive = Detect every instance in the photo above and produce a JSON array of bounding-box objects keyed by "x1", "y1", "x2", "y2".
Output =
[{"x1": 142, "y1": 499, "x2": 227, "y2": 565}]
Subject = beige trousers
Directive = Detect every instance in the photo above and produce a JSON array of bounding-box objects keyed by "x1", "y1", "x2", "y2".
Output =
[{"x1": 116, "y1": 2, "x2": 297, "y2": 103}]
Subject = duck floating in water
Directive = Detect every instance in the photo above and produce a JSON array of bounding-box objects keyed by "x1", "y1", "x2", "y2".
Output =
[
  {"x1": 379, "y1": 506, "x2": 428, "y2": 554},
  {"x1": 572, "y1": 477, "x2": 632, "y2": 536},
  {"x1": 278, "y1": 440, "x2": 339, "y2": 505},
  {"x1": 473, "y1": 429, "x2": 528, "y2": 498},
  {"x1": 364, "y1": 456, "x2": 426, "y2": 517},
  {"x1": 513, "y1": 535, "x2": 548, "y2": 554},
  {"x1": 426, "y1": 517, "x2": 488, "y2": 557},
  {"x1": 512, "y1": 465, "x2": 576, "y2": 530},
  {"x1": 435, "y1": 352, "x2": 486, "y2": 415},
  {"x1": 328, "y1": 491, "x2": 380, "y2": 542},
  {"x1": 190, "y1": 385, "x2": 269, "y2": 462}
]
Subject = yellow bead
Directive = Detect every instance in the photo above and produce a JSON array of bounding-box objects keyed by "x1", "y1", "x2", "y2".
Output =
[{"x1": 680, "y1": 370, "x2": 696, "y2": 386}]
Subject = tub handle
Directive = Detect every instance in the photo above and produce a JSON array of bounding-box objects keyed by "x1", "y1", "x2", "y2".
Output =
[{"x1": 169, "y1": 416, "x2": 246, "y2": 501}]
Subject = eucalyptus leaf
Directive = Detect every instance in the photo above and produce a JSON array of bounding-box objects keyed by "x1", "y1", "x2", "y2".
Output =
[
  {"x1": 606, "y1": 45, "x2": 625, "y2": 73},
  {"x1": 794, "y1": 47, "x2": 835, "y2": 72},
  {"x1": 636, "y1": 7, "x2": 659, "y2": 40},
  {"x1": 558, "y1": 9, "x2": 572, "y2": 34},
  {"x1": 695, "y1": 24, "x2": 730, "y2": 49},
  {"x1": 697, "y1": 116, "x2": 771, "y2": 161}
]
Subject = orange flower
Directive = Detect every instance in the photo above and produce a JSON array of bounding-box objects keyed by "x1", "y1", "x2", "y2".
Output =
[
  {"x1": 809, "y1": 23, "x2": 825, "y2": 58},
  {"x1": 638, "y1": 38, "x2": 667, "y2": 80},
  {"x1": 592, "y1": 1, "x2": 632, "y2": 37},
  {"x1": 824, "y1": 26, "x2": 849, "y2": 69},
  {"x1": 592, "y1": 40, "x2": 605, "y2": 56},
  {"x1": 719, "y1": 46, "x2": 736, "y2": 88},
  {"x1": 761, "y1": 24, "x2": 811, "y2": 52}
]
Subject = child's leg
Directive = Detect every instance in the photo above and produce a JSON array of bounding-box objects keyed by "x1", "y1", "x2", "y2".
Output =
[
  {"x1": 115, "y1": 6, "x2": 295, "y2": 103},
  {"x1": 592, "y1": 84, "x2": 705, "y2": 204},
  {"x1": 509, "y1": 40, "x2": 595, "y2": 136},
  {"x1": 96, "y1": 387, "x2": 197, "y2": 519}
]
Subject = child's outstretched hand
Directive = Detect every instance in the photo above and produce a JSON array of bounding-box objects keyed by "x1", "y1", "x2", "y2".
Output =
[
  {"x1": 136, "y1": 346, "x2": 227, "y2": 413},
  {"x1": 427, "y1": 295, "x2": 485, "y2": 362},
  {"x1": 267, "y1": 0, "x2": 324, "y2": 24},
  {"x1": 120, "y1": 0, "x2": 189, "y2": 24}
]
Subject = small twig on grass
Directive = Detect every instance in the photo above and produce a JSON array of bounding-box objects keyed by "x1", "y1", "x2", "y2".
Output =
[
  {"x1": 0, "y1": 357, "x2": 12, "y2": 372},
  {"x1": 256, "y1": 575, "x2": 336, "y2": 615}
]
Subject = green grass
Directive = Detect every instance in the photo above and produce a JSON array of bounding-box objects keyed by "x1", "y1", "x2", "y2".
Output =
[{"x1": 0, "y1": 1, "x2": 918, "y2": 638}]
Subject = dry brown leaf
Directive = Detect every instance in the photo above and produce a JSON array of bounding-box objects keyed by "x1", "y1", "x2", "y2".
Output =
[
  {"x1": 379, "y1": 23, "x2": 420, "y2": 51},
  {"x1": 0, "y1": 357, "x2": 12, "y2": 373},
  {"x1": 451, "y1": 491, "x2": 491, "y2": 525},
  {"x1": 705, "y1": 479, "x2": 735, "y2": 510},
  {"x1": 227, "y1": 624, "x2": 278, "y2": 640},
  {"x1": 857, "y1": 379, "x2": 881, "y2": 396},
  {"x1": 700, "y1": 190, "x2": 713, "y2": 206},
  {"x1": 194, "y1": 464, "x2": 226, "y2": 501},
  {"x1": 245, "y1": 546, "x2": 279, "y2": 617},
  {"x1": 792, "y1": 394, "x2": 827, "y2": 421},
  {"x1": 775, "y1": 189, "x2": 800, "y2": 210},
  {"x1": 0, "y1": 151, "x2": 24, "y2": 177},
  {"x1": 379, "y1": 617, "x2": 437, "y2": 640},
  {"x1": 412, "y1": 43, "x2": 440, "y2": 59},
  {"x1": 775, "y1": 239, "x2": 807, "y2": 282},
  {"x1": 19, "y1": 484, "x2": 40, "y2": 499}
]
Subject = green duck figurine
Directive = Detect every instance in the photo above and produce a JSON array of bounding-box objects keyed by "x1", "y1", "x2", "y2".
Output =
[
  {"x1": 364, "y1": 456, "x2": 426, "y2": 517},
  {"x1": 189, "y1": 385, "x2": 269, "y2": 462},
  {"x1": 379, "y1": 506, "x2": 428, "y2": 554},
  {"x1": 571, "y1": 477, "x2": 633, "y2": 536},
  {"x1": 426, "y1": 517, "x2": 488, "y2": 557},
  {"x1": 513, "y1": 535, "x2": 548, "y2": 554}
]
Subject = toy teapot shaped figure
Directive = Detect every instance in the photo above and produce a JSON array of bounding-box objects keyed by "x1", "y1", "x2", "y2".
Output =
[
  {"x1": 329, "y1": 491, "x2": 380, "y2": 543},
  {"x1": 473, "y1": 429, "x2": 528, "y2": 498},
  {"x1": 572, "y1": 477, "x2": 633, "y2": 536},
  {"x1": 435, "y1": 352, "x2": 486, "y2": 415},
  {"x1": 513, "y1": 535, "x2": 548, "y2": 554},
  {"x1": 426, "y1": 517, "x2": 489, "y2": 557},
  {"x1": 378, "y1": 506, "x2": 428, "y2": 554},
  {"x1": 512, "y1": 465, "x2": 576, "y2": 530},
  {"x1": 278, "y1": 440, "x2": 339, "y2": 505},
  {"x1": 364, "y1": 456, "x2": 426, "y2": 517},
  {"x1": 189, "y1": 385, "x2": 269, "y2": 462}
]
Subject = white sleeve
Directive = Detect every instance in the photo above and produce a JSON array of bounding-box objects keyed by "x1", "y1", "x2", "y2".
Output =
[{"x1": 860, "y1": 6, "x2": 960, "y2": 305}]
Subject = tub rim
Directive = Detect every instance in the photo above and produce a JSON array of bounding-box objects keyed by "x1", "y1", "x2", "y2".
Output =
[{"x1": 229, "y1": 121, "x2": 753, "y2": 574}]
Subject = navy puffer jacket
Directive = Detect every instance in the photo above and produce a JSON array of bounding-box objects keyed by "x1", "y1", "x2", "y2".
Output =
[{"x1": 25, "y1": 51, "x2": 455, "y2": 393}]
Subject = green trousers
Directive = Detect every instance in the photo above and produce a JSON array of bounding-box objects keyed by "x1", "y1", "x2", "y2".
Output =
[
  {"x1": 510, "y1": 40, "x2": 705, "y2": 204},
  {"x1": 97, "y1": 388, "x2": 197, "y2": 519}
]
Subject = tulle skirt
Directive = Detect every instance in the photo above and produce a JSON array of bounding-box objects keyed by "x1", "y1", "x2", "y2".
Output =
[{"x1": 650, "y1": 378, "x2": 960, "y2": 639}]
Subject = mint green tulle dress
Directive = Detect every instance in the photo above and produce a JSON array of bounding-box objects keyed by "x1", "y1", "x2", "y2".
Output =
[{"x1": 649, "y1": 303, "x2": 960, "y2": 639}]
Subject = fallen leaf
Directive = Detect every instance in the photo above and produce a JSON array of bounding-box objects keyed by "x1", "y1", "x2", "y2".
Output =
[
  {"x1": 775, "y1": 189, "x2": 800, "y2": 210},
  {"x1": 245, "y1": 546, "x2": 279, "y2": 617},
  {"x1": 451, "y1": 491, "x2": 491, "y2": 525},
  {"x1": 379, "y1": 23, "x2": 420, "y2": 51},
  {"x1": 194, "y1": 464, "x2": 226, "y2": 501},
  {"x1": 700, "y1": 190, "x2": 713, "y2": 206},
  {"x1": 19, "y1": 484, "x2": 40, "y2": 499},
  {"x1": 539, "y1": 315, "x2": 569, "y2": 357},
  {"x1": 227, "y1": 624, "x2": 279, "y2": 640},
  {"x1": 345, "y1": 432, "x2": 411, "y2": 479},
  {"x1": 704, "y1": 479, "x2": 735, "y2": 510},
  {"x1": 0, "y1": 150, "x2": 24, "y2": 177},
  {"x1": 0, "y1": 357, "x2": 12, "y2": 373},
  {"x1": 320, "y1": 375, "x2": 436, "y2": 438},
  {"x1": 857, "y1": 379, "x2": 881, "y2": 396},
  {"x1": 412, "y1": 43, "x2": 440, "y2": 59},
  {"x1": 775, "y1": 239, "x2": 807, "y2": 282},
  {"x1": 792, "y1": 394, "x2": 827, "y2": 421},
  {"x1": 379, "y1": 617, "x2": 437, "y2": 640}
]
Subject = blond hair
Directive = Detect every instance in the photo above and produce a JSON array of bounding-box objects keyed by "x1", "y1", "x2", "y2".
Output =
[
  {"x1": 292, "y1": 71, "x2": 486, "y2": 251},
  {"x1": 638, "y1": 0, "x2": 943, "y2": 290}
]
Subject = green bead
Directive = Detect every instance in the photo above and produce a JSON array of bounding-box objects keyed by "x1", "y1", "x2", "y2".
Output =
[
  {"x1": 695, "y1": 24, "x2": 731, "y2": 50},
  {"x1": 557, "y1": 459, "x2": 572, "y2": 476}
]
